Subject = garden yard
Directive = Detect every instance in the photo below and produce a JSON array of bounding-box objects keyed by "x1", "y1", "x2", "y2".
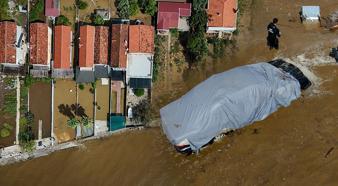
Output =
[
  {"x1": 60, "y1": 0, "x2": 117, "y2": 27},
  {"x1": 53, "y1": 79, "x2": 77, "y2": 143},
  {"x1": 0, "y1": 77, "x2": 17, "y2": 148}
]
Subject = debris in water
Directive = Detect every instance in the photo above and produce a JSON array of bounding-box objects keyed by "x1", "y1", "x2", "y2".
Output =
[{"x1": 325, "y1": 147, "x2": 334, "y2": 158}]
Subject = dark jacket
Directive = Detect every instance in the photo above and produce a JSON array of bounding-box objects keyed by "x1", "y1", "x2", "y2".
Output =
[{"x1": 267, "y1": 23, "x2": 280, "y2": 38}]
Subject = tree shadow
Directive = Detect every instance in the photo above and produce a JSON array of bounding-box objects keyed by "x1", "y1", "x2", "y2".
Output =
[
  {"x1": 71, "y1": 104, "x2": 88, "y2": 118},
  {"x1": 58, "y1": 104, "x2": 75, "y2": 119}
]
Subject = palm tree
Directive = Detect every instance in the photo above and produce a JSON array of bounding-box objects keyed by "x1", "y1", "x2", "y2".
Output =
[
  {"x1": 67, "y1": 118, "x2": 79, "y2": 128},
  {"x1": 81, "y1": 117, "x2": 92, "y2": 128}
]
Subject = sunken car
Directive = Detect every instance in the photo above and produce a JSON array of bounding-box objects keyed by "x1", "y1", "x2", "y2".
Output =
[{"x1": 160, "y1": 59, "x2": 311, "y2": 154}]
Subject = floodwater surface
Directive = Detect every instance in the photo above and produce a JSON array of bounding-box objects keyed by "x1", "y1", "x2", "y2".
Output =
[{"x1": 1, "y1": 0, "x2": 338, "y2": 185}]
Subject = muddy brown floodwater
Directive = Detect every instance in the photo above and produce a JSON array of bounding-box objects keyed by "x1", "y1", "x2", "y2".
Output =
[{"x1": 1, "y1": 0, "x2": 338, "y2": 185}]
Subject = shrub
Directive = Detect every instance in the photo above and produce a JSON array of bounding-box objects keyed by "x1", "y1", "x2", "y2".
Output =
[
  {"x1": 19, "y1": 125, "x2": 35, "y2": 152},
  {"x1": 91, "y1": 14, "x2": 105, "y2": 25},
  {"x1": 133, "y1": 88, "x2": 144, "y2": 97},
  {"x1": 20, "y1": 140, "x2": 35, "y2": 152},
  {"x1": 3, "y1": 123, "x2": 14, "y2": 130},
  {"x1": 0, "y1": 0, "x2": 10, "y2": 21},
  {"x1": 170, "y1": 41, "x2": 180, "y2": 54},
  {"x1": 144, "y1": 0, "x2": 156, "y2": 16},
  {"x1": 132, "y1": 99, "x2": 151, "y2": 124},
  {"x1": 29, "y1": 0, "x2": 44, "y2": 22},
  {"x1": 117, "y1": 0, "x2": 130, "y2": 19},
  {"x1": 129, "y1": 0, "x2": 139, "y2": 16},
  {"x1": 67, "y1": 117, "x2": 79, "y2": 128},
  {"x1": 79, "y1": 84, "x2": 85, "y2": 90},
  {"x1": 0, "y1": 128, "x2": 10, "y2": 138},
  {"x1": 91, "y1": 81, "x2": 96, "y2": 89},
  {"x1": 77, "y1": 0, "x2": 88, "y2": 10},
  {"x1": 170, "y1": 28, "x2": 179, "y2": 38},
  {"x1": 20, "y1": 117, "x2": 28, "y2": 127},
  {"x1": 186, "y1": 0, "x2": 209, "y2": 63},
  {"x1": 3, "y1": 92, "x2": 17, "y2": 116},
  {"x1": 25, "y1": 111, "x2": 35, "y2": 125},
  {"x1": 81, "y1": 117, "x2": 92, "y2": 128},
  {"x1": 56, "y1": 15, "x2": 71, "y2": 26}
]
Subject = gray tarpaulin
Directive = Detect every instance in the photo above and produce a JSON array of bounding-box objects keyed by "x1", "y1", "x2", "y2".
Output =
[{"x1": 160, "y1": 62, "x2": 301, "y2": 150}]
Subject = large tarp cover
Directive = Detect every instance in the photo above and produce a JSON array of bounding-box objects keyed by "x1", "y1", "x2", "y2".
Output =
[{"x1": 160, "y1": 63, "x2": 301, "y2": 150}]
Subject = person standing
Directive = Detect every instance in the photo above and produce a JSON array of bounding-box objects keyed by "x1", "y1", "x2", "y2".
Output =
[{"x1": 267, "y1": 18, "x2": 281, "y2": 49}]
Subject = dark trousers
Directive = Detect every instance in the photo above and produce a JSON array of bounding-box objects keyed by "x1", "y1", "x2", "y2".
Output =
[{"x1": 267, "y1": 36, "x2": 279, "y2": 49}]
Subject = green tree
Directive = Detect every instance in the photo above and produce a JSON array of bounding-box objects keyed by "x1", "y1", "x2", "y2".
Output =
[
  {"x1": 187, "y1": 32, "x2": 208, "y2": 62},
  {"x1": 81, "y1": 117, "x2": 92, "y2": 128},
  {"x1": 0, "y1": 0, "x2": 10, "y2": 21},
  {"x1": 77, "y1": 0, "x2": 88, "y2": 10},
  {"x1": 78, "y1": 84, "x2": 85, "y2": 90},
  {"x1": 0, "y1": 128, "x2": 10, "y2": 138},
  {"x1": 186, "y1": 0, "x2": 209, "y2": 63},
  {"x1": 133, "y1": 88, "x2": 144, "y2": 97},
  {"x1": 25, "y1": 111, "x2": 35, "y2": 125},
  {"x1": 19, "y1": 126, "x2": 35, "y2": 152},
  {"x1": 29, "y1": 0, "x2": 44, "y2": 22},
  {"x1": 17, "y1": 0, "x2": 27, "y2": 6},
  {"x1": 189, "y1": 10, "x2": 208, "y2": 33},
  {"x1": 56, "y1": 15, "x2": 71, "y2": 26},
  {"x1": 144, "y1": 0, "x2": 156, "y2": 16},
  {"x1": 92, "y1": 14, "x2": 105, "y2": 25},
  {"x1": 129, "y1": 0, "x2": 139, "y2": 16},
  {"x1": 117, "y1": 0, "x2": 130, "y2": 19},
  {"x1": 67, "y1": 117, "x2": 80, "y2": 128},
  {"x1": 132, "y1": 99, "x2": 151, "y2": 124}
]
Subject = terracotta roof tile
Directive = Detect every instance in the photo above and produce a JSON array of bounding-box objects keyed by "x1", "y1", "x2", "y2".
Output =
[
  {"x1": 111, "y1": 24, "x2": 128, "y2": 68},
  {"x1": 157, "y1": 2, "x2": 191, "y2": 30},
  {"x1": 54, "y1": 25, "x2": 72, "y2": 69},
  {"x1": 207, "y1": 0, "x2": 237, "y2": 28},
  {"x1": 79, "y1": 25, "x2": 95, "y2": 68},
  {"x1": 30, "y1": 23, "x2": 48, "y2": 65},
  {"x1": 94, "y1": 26, "x2": 109, "y2": 65},
  {"x1": 129, "y1": 25, "x2": 154, "y2": 53},
  {"x1": 0, "y1": 21, "x2": 16, "y2": 64}
]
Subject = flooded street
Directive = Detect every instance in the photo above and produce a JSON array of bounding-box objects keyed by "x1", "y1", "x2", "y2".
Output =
[{"x1": 1, "y1": 0, "x2": 338, "y2": 185}]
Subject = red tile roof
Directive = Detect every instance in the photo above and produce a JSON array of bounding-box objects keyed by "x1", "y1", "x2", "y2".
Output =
[
  {"x1": 111, "y1": 24, "x2": 128, "y2": 68},
  {"x1": 94, "y1": 26, "x2": 109, "y2": 65},
  {"x1": 0, "y1": 21, "x2": 16, "y2": 64},
  {"x1": 79, "y1": 25, "x2": 95, "y2": 68},
  {"x1": 30, "y1": 23, "x2": 48, "y2": 65},
  {"x1": 45, "y1": 0, "x2": 60, "y2": 17},
  {"x1": 207, "y1": 0, "x2": 237, "y2": 28},
  {"x1": 157, "y1": 2, "x2": 191, "y2": 30},
  {"x1": 129, "y1": 25, "x2": 154, "y2": 53},
  {"x1": 54, "y1": 25, "x2": 72, "y2": 69}
]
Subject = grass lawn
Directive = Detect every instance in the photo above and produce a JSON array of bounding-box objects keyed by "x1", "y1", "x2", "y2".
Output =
[{"x1": 60, "y1": 0, "x2": 118, "y2": 28}]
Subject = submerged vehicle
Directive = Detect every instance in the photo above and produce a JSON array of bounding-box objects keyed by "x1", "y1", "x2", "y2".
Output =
[{"x1": 160, "y1": 59, "x2": 311, "y2": 154}]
